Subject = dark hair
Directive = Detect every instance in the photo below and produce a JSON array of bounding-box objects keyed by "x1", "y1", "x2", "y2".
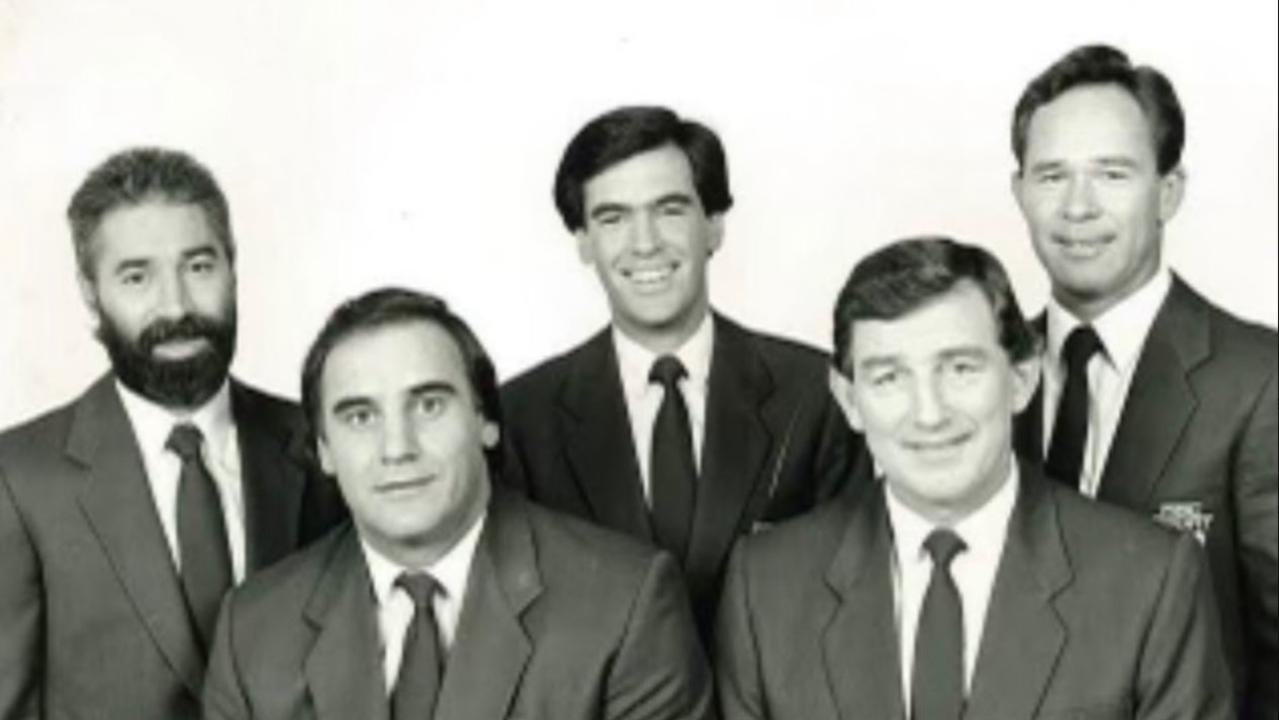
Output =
[
  {"x1": 1012, "y1": 44, "x2": 1185, "y2": 175},
  {"x1": 833, "y1": 237, "x2": 1037, "y2": 377},
  {"x1": 67, "y1": 147, "x2": 235, "y2": 279},
  {"x1": 300, "y1": 287, "x2": 504, "y2": 476},
  {"x1": 553, "y1": 105, "x2": 733, "y2": 231}
]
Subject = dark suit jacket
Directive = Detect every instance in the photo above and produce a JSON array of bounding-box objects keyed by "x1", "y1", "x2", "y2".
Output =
[
  {"x1": 716, "y1": 463, "x2": 1233, "y2": 720},
  {"x1": 500, "y1": 313, "x2": 864, "y2": 637},
  {"x1": 0, "y1": 374, "x2": 347, "y2": 720},
  {"x1": 203, "y1": 487, "x2": 713, "y2": 720},
  {"x1": 1014, "y1": 276, "x2": 1278, "y2": 719}
]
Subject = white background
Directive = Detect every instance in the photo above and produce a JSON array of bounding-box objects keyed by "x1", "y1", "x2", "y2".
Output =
[{"x1": 2, "y1": 0, "x2": 1275, "y2": 427}]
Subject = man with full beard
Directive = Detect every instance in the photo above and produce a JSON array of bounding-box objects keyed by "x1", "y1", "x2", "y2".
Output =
[{"x1": 0, "y1": 147, "x2": 347, "y2": 720}]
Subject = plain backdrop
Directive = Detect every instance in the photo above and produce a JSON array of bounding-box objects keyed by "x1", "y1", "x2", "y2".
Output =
[{"x1": 2, "y1": 0, "x2": 1276, "y2": 428}]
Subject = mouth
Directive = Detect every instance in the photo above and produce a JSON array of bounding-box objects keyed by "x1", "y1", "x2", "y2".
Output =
[
  {"x1": 150, "y1": 337, "x2": 212, "y2": 360},
  {"x1": 620, "y1": 262, "x2": 679, "y2": 294},
  {"x1": 375, "y1": 476, "x2": 435, "y2": 495},
  {"x1": 904, "y1": 433, "x2": 971, "y2": 459},
  {"x1": 1051, "y1": 232, "x2": 1115, "y2": 259}
]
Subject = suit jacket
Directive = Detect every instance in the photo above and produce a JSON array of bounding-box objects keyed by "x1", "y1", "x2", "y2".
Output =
[
  {"x1": 1014, "y1": 276, "x2": 1278, "y2": 719},
  {"x1": 0, "y1": 374, "x2": 347, "y2": 720},
  {"x1": 202, "y1": 487, "x2": 713, "y2": 720},
  {"x1": 500, "y1": 313, "x2": 864, "y2": 637},
  {"x1": 716, "y1": 462, "x2": 1233, "y2": 720}
]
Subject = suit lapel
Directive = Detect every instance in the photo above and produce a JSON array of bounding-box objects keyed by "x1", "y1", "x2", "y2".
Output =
[
  {"x1": 687, "y1": 315, "x2": 773, "y2": 571},
  {"x1": 822, "y1": 483, "x2": 906, "y2": 719},
  {"x1": 69, "y1": 375, "x2": 206, "y2": 695},
  {"x1": 232, "y1": 382, "x2": 305, "y2": 571},
  {"x1": 1097, "y1": 279, "x2": 1209, "y2": 507},
  {"x1": 557, "y1": 329, "x2": 652, "y2": 539},
  {"x1": 303, "y1": 528, "x2": 389, "y2": 720},
  {"x1": 435, "y1": 490, "x2": 538, "y2": 720},
  {"x1": 966, "y1": 464, "x2": 1070, "y2": 718}
]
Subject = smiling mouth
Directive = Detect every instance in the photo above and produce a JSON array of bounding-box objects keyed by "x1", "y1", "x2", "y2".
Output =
[
  {"x1": 905, "y1": 434, "x2": 970, "y2": 456},
  {"x1": 621, "y1": 263, "x2": 678, "y2": 292},
  {"x1": 376, "y1": 476, "x2": 434, "y2": 494},
  {"x1": 1052, "y1": 233, "x2": 1114, "y2": 258},
  {"x1": 151, "y1": 338, "x2": 211, "y2": 360}
]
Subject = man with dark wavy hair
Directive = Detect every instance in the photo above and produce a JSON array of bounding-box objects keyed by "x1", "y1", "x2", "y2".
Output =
[
  {"x1": 501, "y1": 105, "x2": 864, "y2": 642},
  {"x1": 0, "y1": 147, "x2": 345, "y2": 719},
  {"x1": 718, "y1": 236, "x2": 1231, "y2": 720},
  {"x1": 1010, "y1": 44, "x2": 1278, "y2": 718}
]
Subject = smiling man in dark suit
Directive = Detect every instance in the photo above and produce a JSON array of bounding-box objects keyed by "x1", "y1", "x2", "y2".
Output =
[
  {"x1": 1008, "y1": 45, "x2": 1278, "y2": 719},
  {"x1": 0, "y1": 147, "x2": 346, "y2": 719},
  {"x1": 717, "y1": 237, "x2": 1231, "y2": 720},
  {"x1": 501, "y1": 105, "x2": 862, "y2": 639},
  {"x1": 203, "y1": 288, "x2": 711, "y2": 720}
]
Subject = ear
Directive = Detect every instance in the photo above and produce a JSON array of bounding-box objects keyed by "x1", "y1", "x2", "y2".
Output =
[
  {"x1": 77, "y1": 272, "x2": 101, "y2": 325},
  {"x1": 1009, "y1": 354, "x2": 1042, "y2": 415},
  {"x1": 828, "y1": 367, "x2": 864, "y2": 432},
  {"x1": 574, "y1": 228, "x2": 594, "y2": 266},
  {"x1": 1158, "y1": 166, "x2": 1186, "y2": 224},
  {"x1": 707, "y1": 213, "x2": 725, "y2": 256},
  {"x1": 317, "y1": 436, "x2": 335, "y2": 476},
  {"x1": 1010, "y1": 169, "x2": 1029, "y2": 215},
  {"x1": 480, "y1": 420, "x2": 500, "y2": 449}
]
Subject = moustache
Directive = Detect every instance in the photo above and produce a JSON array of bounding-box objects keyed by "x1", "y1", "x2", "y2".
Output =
[{"x1": 138, "y1": 314, "x2": 229, "y2": 356}]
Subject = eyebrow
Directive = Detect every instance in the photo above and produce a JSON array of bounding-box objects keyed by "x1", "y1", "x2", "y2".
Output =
[
  {"x1": 327, "y1": 381, "x2": 459, "y2": 415},
  {"x1": 650, "y1": 192, "x2": 695, "y2": 208}
]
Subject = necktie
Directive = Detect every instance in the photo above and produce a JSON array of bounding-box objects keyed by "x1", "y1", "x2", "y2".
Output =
[
  {"x1": 392, "y1": 572, "x2": 444, "y2": 720},
  {"x1": 911, "y1": 528, "x2": 967, "y2": 720},
  {"x1": 649, "y1": 355, "x2": 697, "y2": 562},
  {"x1": 166, "y1": 423, "x2": 233, "y2": 651},
  {"x1": 1046, "y1": 325, "x2": 1103, "y2": 488}
]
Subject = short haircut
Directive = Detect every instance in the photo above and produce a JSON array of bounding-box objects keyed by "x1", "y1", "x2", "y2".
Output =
[
  {"x1": 833, "y1": 236, "x2": 1037, "y2": 377},
  {"x1": 67, "y1": 147, "x2": 235, "y2": 279},
  {"x1": 300, "y1": 287, "x2": 504, "y2": 476},
  {"x1": 553, "y1": 105, "x2": 733, "y2": 231},
  {"x1": 1012, "y1": 44, "x2": 1185, "y2": 175}
]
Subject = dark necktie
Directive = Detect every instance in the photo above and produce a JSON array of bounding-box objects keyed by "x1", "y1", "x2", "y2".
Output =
[
  {"x1": 911, "y1": 528, "x2": 967, "y2": 720},
  {"x1": 1046, "y1": 325, "x2": 1103, "y2": 488},
  {"x1": 166, "y1": 423, "x2": 233, "y2": 651},
  {"x1": 649, "y1": 355, "x2": 697, "y2": 562},
  {"x1": 392, "y1": 572, "x2": 444, "y2": 720}
]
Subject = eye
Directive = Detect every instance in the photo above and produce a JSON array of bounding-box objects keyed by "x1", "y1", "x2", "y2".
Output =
[
  {"x1": 1036, "y1": 170, "x2": 1066, "y2": 185},
  {"x1": 188, "y1": 256, "x2": 218, "y2": 274},
  {"x1": 595, "y1": 211, "x2": 625, "y2": 227},
  {"x1": 119, "y1": 268, "x2": 148, "y2": 287},
  {"x1": 338, "y1": 406, "x2": 377, "y2": 428},
  {"x1": 412, "y1": 393, "x2": 448, "y2": 419},
  {"x1": 869, "y1": 368, "x2": 902, "y2": 388},
  {"x1": 1099, "y1": 167, "x2": 1131, "y2": 182},
  {"x1": 658, "y1": 202, "x2": 688, "y2": 217}
]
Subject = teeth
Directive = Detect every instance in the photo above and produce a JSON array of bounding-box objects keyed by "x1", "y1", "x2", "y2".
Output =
[{"x1": 628, "y1": 266, "x2": 674, "y2": 285}]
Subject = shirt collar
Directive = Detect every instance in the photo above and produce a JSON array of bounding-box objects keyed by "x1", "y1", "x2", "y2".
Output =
[
  {"x1": 884, "y1": 460, "x2": 1020, "y2": 566},
  {"x1": 612, "y1": 312, "x2": 715, "y2": 401},
  {"x1": 115, "y1": 378, "x2": 236, "y2": 469},
  {"x1": 1046, "y1": 268, "x2": 1172, "y2": 377},
  {"x1": 362, "y1": 511, "x2": 487, "y2": 608}
]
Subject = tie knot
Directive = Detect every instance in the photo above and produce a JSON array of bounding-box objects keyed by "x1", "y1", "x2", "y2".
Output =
[
  {"x1": 649, "y1": 355, "x2": 688, "y2": 388},
  {"x1": 1062, "y1": 325, "x2": 1103, "y2": 372},
  {"x1": 923, "y1": 528, "x2": 966, "y2": 569},
  {"x1": 165, "y1": 423, "x2": 205, "y2": 461},
  {"x1": 396, "y1": 572, "x2": 441, "y2": 609}
]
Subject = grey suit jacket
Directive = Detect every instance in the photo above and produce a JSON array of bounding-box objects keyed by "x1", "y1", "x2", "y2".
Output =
[
  {"x1": 1015, "y1": 276, "x2": 1278, "y2": 718},
  {"x1": 203, "y1": 487, "x2": 714, "y2": 720},
  {"x1": 501, "y1": 313, "x2": 864, "y2": 638},
  {"x1": 0, "y1": 374, "x2": 347, "y2": 719},
  {"x1": 716, "y1": 463, "x2": 1233, "y2": 719}
]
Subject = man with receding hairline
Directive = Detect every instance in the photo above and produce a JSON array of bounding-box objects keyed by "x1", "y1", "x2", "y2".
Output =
[{"x1": 1009, "y1": 44, "x2": 1278, "y2": 718}]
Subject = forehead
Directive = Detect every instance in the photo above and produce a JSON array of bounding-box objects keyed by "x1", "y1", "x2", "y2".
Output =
[
  {"x1": 90, "y1": 202, "x2": 221, "y2": 262},
  {"x1": 849, "y1": 282, "x2": 1002, "y2": 363},
  {"x1": 321, "y1": 320, "x2": 471, "y2": 404},
  {"x1": 582, "y1": 144, "x2": 697, "y2": 208},
  {"x1": 1023, "y1": 84, "x2": 1156, "y2": 163}
]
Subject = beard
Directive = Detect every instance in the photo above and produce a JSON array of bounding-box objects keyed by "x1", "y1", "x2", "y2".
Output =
[{"x1": 97, "y1": 307, "x2": 238, "y2": 410}]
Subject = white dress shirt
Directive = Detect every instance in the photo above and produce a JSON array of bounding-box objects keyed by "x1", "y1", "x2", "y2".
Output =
[
  {"x1": 884, "y1": 462, "x2": 1019, "y2": 713},
  {"x1": 1041, "y1": 268, "x2": 1172, "y2": 496},
  {"x1": 115, "y1": 380, "x2": 247, "y2": 581},
  {"x1": 361, "y1": 512, "x2": 486, "y2": 693},
  {"x1": 612, "y1": 314, "x2": 714, "y2": 502}
]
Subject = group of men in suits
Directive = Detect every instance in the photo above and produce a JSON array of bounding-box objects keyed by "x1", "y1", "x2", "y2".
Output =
[{"x1": 0, "y1": 42, "x2": 1274, "y2": 720}]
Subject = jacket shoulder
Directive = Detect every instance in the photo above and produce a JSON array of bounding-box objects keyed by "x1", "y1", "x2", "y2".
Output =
[
  {"x1": 720, "y1": 316, "x2": 831, "y2": 379},
  {"x1": 521, "y1": 496, "x2": 662, "y2": 583},
  {"x1": 228, "y1": 523, "x2": 351, "y2": 614}
]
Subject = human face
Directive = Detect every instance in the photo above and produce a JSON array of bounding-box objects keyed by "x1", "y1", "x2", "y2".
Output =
[
  {"x1": 1014, "y1": 84, "x2": 1185, "y2": 321},
  {"x1": 832, "y1": 282, "x2": 1038, "y2": 525},
  {"x1": 80, "y1": 202, "x2": 237, "y2": 409},
  {"x1": 317, "y1": 321, "x2": 495, "y2": 567},
  {"x1": 576, "y1": 144, "x2": 724, "y2": 352}
]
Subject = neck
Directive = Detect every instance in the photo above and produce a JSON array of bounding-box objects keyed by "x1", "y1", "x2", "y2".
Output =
[{"x1": 615, "y1": 304, "x2": 710, "y2": 355}]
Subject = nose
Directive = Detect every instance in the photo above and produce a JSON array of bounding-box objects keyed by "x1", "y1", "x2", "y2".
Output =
[
  {"x1": 154, "y1": 269, "x2": 196, "y2": 320},
  {"x1": 629, "y1": 212, "x2": 662, "y2": 256},
  {"x1": 380, "y1": 411, "x2": 420, "y2": 465},
  {"x1": 910, "y1": 375, "x2": 950, "y2": 431},
  {"x1": 1060, "y1": 174, "x2": 1100, "y2": 222}
]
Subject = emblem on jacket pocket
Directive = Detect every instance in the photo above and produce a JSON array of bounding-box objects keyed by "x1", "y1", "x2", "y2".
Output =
[{"x1": 1154, "y1": 502, "x2": 1213, "y2": 545}]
